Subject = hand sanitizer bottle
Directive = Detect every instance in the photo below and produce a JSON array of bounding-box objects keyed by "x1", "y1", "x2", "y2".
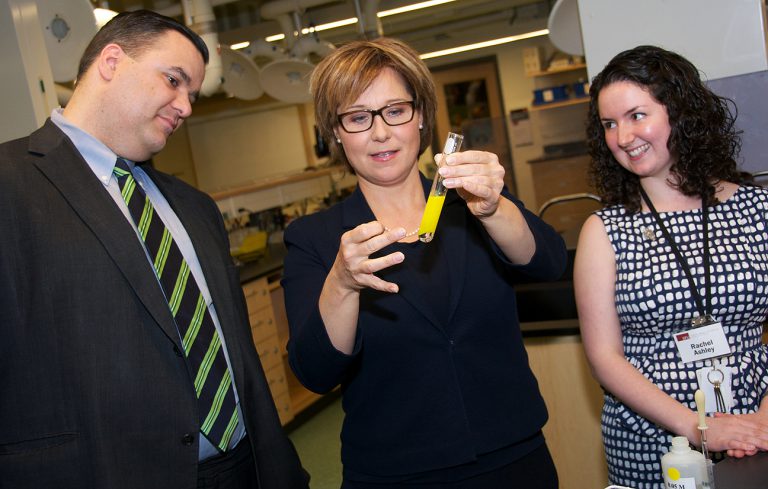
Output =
[{"x1": 660, "y1": 436, "x2": 710, "y2": 489}]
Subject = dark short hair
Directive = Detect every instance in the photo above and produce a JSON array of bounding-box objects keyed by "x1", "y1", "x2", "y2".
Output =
[
  {"x1": 310, "y1": 37, "x2": 437, "y2": 172},
  {"x1": 76, "y1": 9, "x2": 208, "y2": 82},
  {"x1": 586, "y1": 45, "x2": 748, "y2": 212}
]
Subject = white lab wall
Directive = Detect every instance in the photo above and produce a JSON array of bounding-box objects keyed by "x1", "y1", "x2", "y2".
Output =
[
  {"x1": 577, "y1": 0, "x2": 768, "y2": 82},
  {"x1": 186, "y1": 104, "x2": 309, "y2": 193},
  {"x1": 0, "y1": 0, "x2": 58, "y2": 144},
  {"x1": 707, "y1": 71, "x2": 768, "y2": 174},
  {"x1": 576, "y1": 0, "x2": 768, "y2": 174}
]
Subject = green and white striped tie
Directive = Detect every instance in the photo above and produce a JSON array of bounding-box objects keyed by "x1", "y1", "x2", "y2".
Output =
[{"x1": 114, "y1": 159, "x2": 239, "y2": 452}]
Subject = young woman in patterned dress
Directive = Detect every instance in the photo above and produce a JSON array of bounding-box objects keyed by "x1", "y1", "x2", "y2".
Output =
[{"x1": 574, "y1": 45, "x2": 768, "y2": 488}]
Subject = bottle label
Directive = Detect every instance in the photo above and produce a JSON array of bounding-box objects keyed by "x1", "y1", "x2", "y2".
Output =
[{"x1": 665, "y1": 474, "x2": 697, "y2": 489}]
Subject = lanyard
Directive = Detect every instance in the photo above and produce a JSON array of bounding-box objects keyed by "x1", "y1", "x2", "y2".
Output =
[{"x1": 638, "y1": 187, "x2": 712, "y2": 319}]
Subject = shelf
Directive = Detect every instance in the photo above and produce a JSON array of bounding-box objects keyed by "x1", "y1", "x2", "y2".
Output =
[
  {"x1": 209, "y1": 165, "x2": 349, "y2": 200},
  {"x1": 530, "y1": 97, "x2": 589, "y2": 111},
  {"x1": 527, "y1": 63, "x2": 587, "y2": 78}
]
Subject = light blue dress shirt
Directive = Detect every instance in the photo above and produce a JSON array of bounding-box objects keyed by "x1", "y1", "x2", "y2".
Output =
[{"x1": 51, "y1": 109, "x2": 246, "y2": 460}]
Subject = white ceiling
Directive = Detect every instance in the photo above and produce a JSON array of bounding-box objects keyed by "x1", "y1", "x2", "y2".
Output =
[{"x1": 101, "y1": 0, "x2": 553, "y2": 56}]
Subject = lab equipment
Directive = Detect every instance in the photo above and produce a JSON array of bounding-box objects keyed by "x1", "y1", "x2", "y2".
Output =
[
  {"x1": 660, "y1": 436, "x2": 710, "y2": 489},
  {"x1": 418, "y1": 132, "x2": 464, "y2": 243},
  {"x1": 695, "y1": 389, "x2": 716, "y2": 488}
]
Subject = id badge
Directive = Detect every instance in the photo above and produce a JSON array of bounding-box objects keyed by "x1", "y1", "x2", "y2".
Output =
[
  {"x1": 696, "y1": 366, "x2": 733, "y2": 413},
  {"x1": 672, "y1": 317, "x2": 731, "y2": 364}
]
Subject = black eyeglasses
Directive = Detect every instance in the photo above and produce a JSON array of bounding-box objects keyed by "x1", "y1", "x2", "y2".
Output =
[{"x1": 337, "y1": 101, "x2": 416, "y2": 133}]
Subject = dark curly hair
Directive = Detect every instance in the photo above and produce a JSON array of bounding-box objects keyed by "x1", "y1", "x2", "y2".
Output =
[{"x1": 586, "y1": 45, "x2": 749, "y2": 212}]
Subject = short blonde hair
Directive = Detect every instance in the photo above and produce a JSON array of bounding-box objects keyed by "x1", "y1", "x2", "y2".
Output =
[{"x1": 310, "y1": 37, "x2": 437, "y2": 172}]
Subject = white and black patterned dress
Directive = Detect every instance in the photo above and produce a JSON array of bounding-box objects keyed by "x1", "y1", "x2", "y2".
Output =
[{"x1": 596, "y1": 185, "x2": 768, "y2": 488}]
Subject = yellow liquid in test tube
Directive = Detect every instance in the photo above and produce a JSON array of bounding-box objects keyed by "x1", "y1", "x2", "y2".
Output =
[
  {"x1": 418, "y1": 132, "x2": 464, "y2": 243},
  {"x1": 417, "y1": 194, "x2": 446, "y2": 243}
]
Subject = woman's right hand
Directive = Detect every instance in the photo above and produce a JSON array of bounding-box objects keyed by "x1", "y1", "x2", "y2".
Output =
[
  {"x1": 319, "y1": 221, "x2": 406, "y2": 354},
  {"x1": 329, "y1": 221, "x2": 406, "y2": 294}
]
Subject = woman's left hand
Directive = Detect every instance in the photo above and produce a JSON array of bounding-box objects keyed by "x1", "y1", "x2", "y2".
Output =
[
  {"x1": 713, "y1": 404, "x2": 768, "y2": 457},
  {"x1": 438, "y1": 150, "x2": 505, "y2": 218}
]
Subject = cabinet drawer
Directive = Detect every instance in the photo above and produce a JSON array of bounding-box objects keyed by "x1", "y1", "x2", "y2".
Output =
[
  {"x1": 273, "y1": 391, "x2": 294, "y2": 426},
  {"x1": 242, "y1": 277, "x2": 270, "y2": 312},
  {"x1": 255, "y1": 334, "x2": 282, "y2": 371},
  {"x1": 249, "y1": 306, "x2": 276, "y2": 344},
  {"x1": 264, "y1": 363, "x2": 288, "y2": 398}
]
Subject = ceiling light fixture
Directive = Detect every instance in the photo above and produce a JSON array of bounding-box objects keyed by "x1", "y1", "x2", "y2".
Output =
[
  {"x1": 234, "y1": 0, "x2": 457, "y2": 48},
  {"x1": 420, "y1": 28, "x2": 550, "y2": 59},
  {"x1": 263, "y1": 17, "x2": 358, "y2": 42},
  {"x1": 378, "y1": 0, "x2": 455, "y2": 17}
]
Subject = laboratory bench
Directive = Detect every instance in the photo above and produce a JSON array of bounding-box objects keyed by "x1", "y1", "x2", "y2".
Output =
[
  {"x1": 714, "y1": 451, "x2": 768, "y2": 489},
  {"x1": 236, "y1": 242, "x2": 286, "y2": 284}
]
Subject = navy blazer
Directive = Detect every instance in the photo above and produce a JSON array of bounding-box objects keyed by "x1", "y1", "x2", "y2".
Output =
[
  {"x1": 282, "y1": 175, "x2": 567, "y2": 477},
  {"x1": 0, "y1": 121, "x2": 308, "y2": 489}
]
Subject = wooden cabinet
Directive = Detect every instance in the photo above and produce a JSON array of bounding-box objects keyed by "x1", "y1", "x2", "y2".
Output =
[
  {"x1": 269, "y1": 280, "x2": 323, "y2": 415},
  {"x1": 529, "y1": 153, "x2": 601, "y2": 248},
  {"x1": 242, "y1": 276, "x2": 294, "y2": 425},
  {"x1": 242, "y1": 271, "x2": 323, "y2": 426},
  {"x1": 525, "y1": 333, "x2": 609, "y2": 489}
]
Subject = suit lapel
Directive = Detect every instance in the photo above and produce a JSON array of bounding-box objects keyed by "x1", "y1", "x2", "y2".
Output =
[
  {"x1": 440, "y1": 191, "x2": 468, "y2": 325},
  {"x1": 340, "y1": 185, "x2": 376, "y2": 231},
  {"x1": 341, "y1": 176, "x2": 469, "y2": 330},
  {"x1": 29, "y1": 122, "x2": 182, "y2": 348},
  {"x1": 391, "y1": 188, "x2": 468, "y2": 329}
]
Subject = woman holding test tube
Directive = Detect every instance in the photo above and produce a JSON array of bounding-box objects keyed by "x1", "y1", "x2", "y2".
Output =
[{"x1": 281, "y1": 37, "x2": 566, "y2": 487}]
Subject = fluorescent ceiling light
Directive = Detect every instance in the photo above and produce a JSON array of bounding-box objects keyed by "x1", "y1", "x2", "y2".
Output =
[
  {"x1": 234, "y1": 0, "x2": 456, "y2": 48},
  {"x1": 264, "y1": 33, "x2": 285, "y2": 43},
  {"x1": 378, "y1": 0, "x2": 455, "y2": 17},
  {"x1": 263, "y1": 17, "x2": 358, "y2": 42},
  {"x1": 420, "y1": 29, "x2": 550, "y2": 59},
  {"x1": 307, "y1": 17, "x2": 359, "y2": 32},
  {"x1": 230, "y1": 41, "x2": 250, "y2": 50}
]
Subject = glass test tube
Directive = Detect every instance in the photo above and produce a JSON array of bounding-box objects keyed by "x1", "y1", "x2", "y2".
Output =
[{"x1": 417, "y1": 132, "x2": 464, "y2": 243}]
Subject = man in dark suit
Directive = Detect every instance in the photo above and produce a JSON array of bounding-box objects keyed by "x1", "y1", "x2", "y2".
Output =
[{"x1": 0, "y1": 10, "x2": 309, "y2": 489}]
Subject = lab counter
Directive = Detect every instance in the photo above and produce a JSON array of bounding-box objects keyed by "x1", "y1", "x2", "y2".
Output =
[
  {"x1": 236, "y1": 243, "x2": 287, "y2": 284},
  {"x1": 714, "y1": 451, "x2": 768, "y2": 489}
]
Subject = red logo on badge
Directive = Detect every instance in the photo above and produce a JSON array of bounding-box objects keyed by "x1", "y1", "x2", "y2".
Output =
[{"x1": 676, "y1": 333, "x2": 690, "y2": 341}]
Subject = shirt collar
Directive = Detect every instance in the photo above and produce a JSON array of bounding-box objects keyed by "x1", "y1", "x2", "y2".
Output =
[{"x1": 50, "y1": 108, "x2": 133, "y2": 186}]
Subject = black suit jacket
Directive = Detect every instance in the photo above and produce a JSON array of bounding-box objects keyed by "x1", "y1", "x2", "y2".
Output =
[
  {"x1": 0, "y1": 120, "x2": 309, "y2": 489},
  {"x1": 282, "y1": 177, "x2": 567, "y2": 477}
]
